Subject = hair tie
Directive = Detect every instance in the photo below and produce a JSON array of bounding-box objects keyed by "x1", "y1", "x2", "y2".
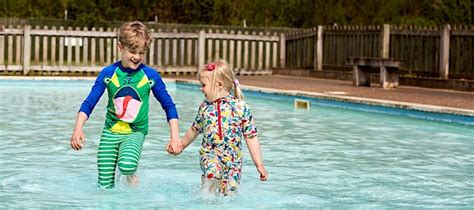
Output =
[
  {"x1": 206, "y1": 63, "x2": 216, "y2": 71},
  {"x1": 233, "y1": 79, "x2": 240, "y2": 86}
]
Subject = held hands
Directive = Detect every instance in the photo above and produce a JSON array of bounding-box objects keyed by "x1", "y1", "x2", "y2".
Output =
[
  {"x1": 70, "y1": 129, "x2": 86, "y2": 150},
  {"x1": 166, "y1": 137, "x2": 183, "y2": 155},
  {"x1": 257, "y1": 165, "x2": 268, "y2": 181},
  {"x1": 166, "y1": 143, "x2": 182, "y2": 155}
]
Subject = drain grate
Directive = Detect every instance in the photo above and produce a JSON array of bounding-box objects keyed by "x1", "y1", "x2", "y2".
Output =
[{"x1": 294, "y1": 99, "x2": 310, "y2": 110}]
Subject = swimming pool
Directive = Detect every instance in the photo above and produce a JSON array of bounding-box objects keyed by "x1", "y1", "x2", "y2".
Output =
[{"x1": 0, "y1": 79, "x2": 473, "y2": 208}]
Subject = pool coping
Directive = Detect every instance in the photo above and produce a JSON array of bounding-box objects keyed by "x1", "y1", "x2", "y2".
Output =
[
  {"x1": 173, "y1": 78, "x2": 474, "y2": 118},
  {"x1": 2, "y1": 76, "x2": 473, "y2": 117}
]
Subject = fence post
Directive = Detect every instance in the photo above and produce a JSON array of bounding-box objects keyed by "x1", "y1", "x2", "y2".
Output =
[
  {"x1": 279, "y1": 33, "x2": 285, "y2": 68},
  {"x1": 439, "y1": 24, "x2": 450, "y2": 79},
  {"x1": 315, "y1": 25, "x2": 323, "y2": 71},
  {"x1": 381, "y1": 24, "x2": 390, "y2": 58},
  {"x1": 22, "y1": 25, "x2": 31, "y2": 76},
  {"x1": 198, "y1": 30, "x2": 205, "y2": 70}
]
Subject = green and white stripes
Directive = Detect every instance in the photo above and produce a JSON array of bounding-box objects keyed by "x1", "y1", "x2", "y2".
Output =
[{"x1": 97, "y1": 129, "x2": 145, "y2": 189}]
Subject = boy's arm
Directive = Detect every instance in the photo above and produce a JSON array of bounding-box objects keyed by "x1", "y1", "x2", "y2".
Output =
[
  {"x1": 146, "y1": 68, "x2": 178, "y2": 121},
  {"x1": 70, "y1": 112, "x2": 88, "y2": 150},
  {"x1": 245, "y1": 136, "x2": 268, "y2": 181},
  {"x1": 167, "y1": 127, "x2": 198, "y2": 155},
  {"x1": 167, "y1": 118, "x2": 183, "y2": 154},
  {"x1": 71, "y1": 67, "x2": 110, "y2": 151},
  {"x1": 145, "y1": 68, "x2": 182, "y2": 153},
  {"x1": 79, "y1": 66, "x2": 110, "y2": 118}
]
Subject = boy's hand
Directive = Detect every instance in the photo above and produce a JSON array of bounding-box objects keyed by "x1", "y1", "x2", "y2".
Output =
[
  {"x1": 70, "y1": 129, "x2": 86, "y2": 150},
  {"x1": 166, "y1": 143, "x2": 182, "y2": 155},
  {"x1": 257, "y1": 165, "x2": 268, "y2": 181},
  {"x1": 166, "y1": 143, "x2": 171, "y2": 154},
  {"x1": 167, "y1": 138, "x2": 183, "y2": 155}
]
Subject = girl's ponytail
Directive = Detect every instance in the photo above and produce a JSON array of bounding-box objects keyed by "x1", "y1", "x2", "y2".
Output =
[{"x1": 233, "y1": 79, "x2": 244, "y2": 100}]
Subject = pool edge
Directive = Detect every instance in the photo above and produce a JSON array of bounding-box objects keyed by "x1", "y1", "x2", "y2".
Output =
[
  {"x1": 2, "y1": 76, "x2": 472, "y2": 117},
  {"x1": 173, "y1": 78, "x2": 474, "y2": 118}
]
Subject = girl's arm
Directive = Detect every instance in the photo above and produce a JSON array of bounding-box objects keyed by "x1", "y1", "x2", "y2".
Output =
[
  {"x1": 181, "y1": 127, "x2": 199, "y2": 149},
  {"x1": 245, "y1": 136, "x2": 268, "y2": 181}
]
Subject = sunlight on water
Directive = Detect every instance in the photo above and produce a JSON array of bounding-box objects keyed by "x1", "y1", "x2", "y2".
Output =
[{"x1": 0, "y1": 80, "x2": 473, "y2": 208}]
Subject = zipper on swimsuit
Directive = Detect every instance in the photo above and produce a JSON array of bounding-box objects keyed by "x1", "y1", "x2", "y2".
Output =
[{"x1": 216, "y1": 99, "x2": 223, "y2": 141}]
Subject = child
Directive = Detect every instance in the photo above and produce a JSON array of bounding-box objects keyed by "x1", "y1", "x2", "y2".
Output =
[
  {"x1": 70, "y1": 21, "x2": 182, "y2": 189},
  {"x1": 168, "y1": 60, "x2": 268, "y2": 195}
]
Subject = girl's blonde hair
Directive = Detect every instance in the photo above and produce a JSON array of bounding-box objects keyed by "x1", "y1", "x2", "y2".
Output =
[
  {"x1": 197, "y1": 60, "x2": 244, "y2": 101},
  {"x1": 118, "y1": 21, "x2": 153, "y2": 51}
]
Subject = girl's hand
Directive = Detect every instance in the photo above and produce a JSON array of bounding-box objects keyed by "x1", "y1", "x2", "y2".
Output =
[
  {"x1": 257, "y1": 165, "x2": 268, "y2": 181},
  {"x1": 170, "y1": 137, "x2": 183, "y2": 154},
  {"x1": 70, "y1": 129, "x2": 86, "y2": 150},
  {"x1": 166, "y1": 143, "x2": 180, "y2": 155},
  {"x1": 166, "y1": 140, "x2": 183, "y2": 155}
]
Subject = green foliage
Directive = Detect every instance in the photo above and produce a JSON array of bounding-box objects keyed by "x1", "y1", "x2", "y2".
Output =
[{"x1": 0, "y1": 0, "x2": 471, "y2": 27}]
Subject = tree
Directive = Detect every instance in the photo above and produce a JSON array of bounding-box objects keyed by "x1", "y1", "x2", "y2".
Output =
[{"x1": 1, "y1": 0, "x2": 472, "y2": 27}]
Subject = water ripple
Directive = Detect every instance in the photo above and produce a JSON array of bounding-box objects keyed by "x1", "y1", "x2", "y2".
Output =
[{"x1": 0, "y1": 80, "x2": 473, "y2": 208}]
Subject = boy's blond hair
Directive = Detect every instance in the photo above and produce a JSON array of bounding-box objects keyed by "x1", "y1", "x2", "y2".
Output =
[
  {"x1": 118, "y1": 21, "x2": 153, "y2": 51},
  {"x1": 197, "y1": 60, "x2": 244, "y2": 101}
]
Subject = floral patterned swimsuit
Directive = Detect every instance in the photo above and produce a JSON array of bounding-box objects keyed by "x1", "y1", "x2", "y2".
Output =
[{"x1": 192, "y1": 95, "x2": 257, "y2": 193}]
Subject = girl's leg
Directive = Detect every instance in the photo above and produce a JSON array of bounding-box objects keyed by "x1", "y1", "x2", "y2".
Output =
[
  {"x1": 117, "y1": 132, "x2": 145, "y2": 176},
  {"x1": 201, "y1": 175, "x2": 220, "y2": 194},
  {"x1": 97, "y1": 129, "x2": 125, "y2": 189},
  {"x1": 200, "y1": 155, "x2": 222, "y2": 194},
  {"x1": 220, "y1": 161, "x2": 242, "y2": 195}
]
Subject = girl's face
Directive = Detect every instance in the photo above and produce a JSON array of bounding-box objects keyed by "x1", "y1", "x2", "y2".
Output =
[
  {"x1": 199, "y1": 71, "x2": 229, "y2": 102},
  {"x1": 119, "y1": 43, "x2": 146, "y2": 70},
  {"x1": 199, "y1": 74, "x2": 215, "y2": 102}
]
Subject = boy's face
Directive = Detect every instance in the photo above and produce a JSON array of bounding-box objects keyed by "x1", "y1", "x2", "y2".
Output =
[{"x1": 118, "y1": 43, "x2": 146, "y2": 70}]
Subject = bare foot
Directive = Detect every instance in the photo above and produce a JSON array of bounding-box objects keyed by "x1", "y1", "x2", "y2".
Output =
[
  {"x1": 201, "y1": 176, "x2": 219, "y2": 195},
  {"x1": 127, "y1": 174, "x2": 139, "y2": 187}
]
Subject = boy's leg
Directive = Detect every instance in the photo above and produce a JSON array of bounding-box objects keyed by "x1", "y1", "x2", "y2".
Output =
[
  {"x1": 97, "y1": 129, "x2": 125, "y2": 189},
  {"x1": 117, "y1": 132, "x2": 145, "y2": 176},
  {"x1": 126, "y1": 174, "x2": 140, "y2": 187}
]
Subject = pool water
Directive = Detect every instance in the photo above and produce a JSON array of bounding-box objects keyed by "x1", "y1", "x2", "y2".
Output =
[{"x1": 0, "y1": 80, "x2": 473, "y2": 208}]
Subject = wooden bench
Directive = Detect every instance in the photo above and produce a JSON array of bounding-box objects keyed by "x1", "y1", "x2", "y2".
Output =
[{"x1": 347, "y1": 57, "x2": 403, "y2": 89}]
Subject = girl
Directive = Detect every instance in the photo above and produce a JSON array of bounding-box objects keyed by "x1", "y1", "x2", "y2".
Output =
[{"x1": 169, "y1": 60, "x2": 268, "y2": 195}]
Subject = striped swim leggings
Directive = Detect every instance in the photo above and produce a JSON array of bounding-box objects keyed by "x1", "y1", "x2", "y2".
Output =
[{"x1": 97, "y1": 129, "x2": 145, "y2": 189}]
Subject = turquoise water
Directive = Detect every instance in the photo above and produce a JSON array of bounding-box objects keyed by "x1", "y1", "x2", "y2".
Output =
[{"x1": 0, "y1": 80, "x2": 473, "y2": 208}]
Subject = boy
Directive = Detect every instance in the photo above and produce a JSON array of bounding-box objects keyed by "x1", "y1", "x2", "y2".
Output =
[{"x1": 70, "y1": 21, "x2": 182, "y2": 189}]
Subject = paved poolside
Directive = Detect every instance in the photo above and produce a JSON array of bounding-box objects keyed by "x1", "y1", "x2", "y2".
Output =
[
  {"x1": 2, "y1": 75, "x2": 473, "y2": 114},
  {"x1": 171, "y1": 75, "x2": 474, "y2": 113}
]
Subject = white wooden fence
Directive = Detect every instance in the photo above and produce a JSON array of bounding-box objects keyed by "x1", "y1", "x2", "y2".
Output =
[{"x1": 0, "y1": 25, "x2": 285, "y2": 75}]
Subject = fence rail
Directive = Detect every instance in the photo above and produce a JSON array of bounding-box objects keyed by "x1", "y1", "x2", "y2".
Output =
[
  {"x1": 1, "y1": 23, "x2": 473, "y2": 79},
  {"x1": 286, "y1": 24, "x2": 474, "y2": 79},
  {"x1": 0, "y1": 25, "x2": 283, "y2": 76}
]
